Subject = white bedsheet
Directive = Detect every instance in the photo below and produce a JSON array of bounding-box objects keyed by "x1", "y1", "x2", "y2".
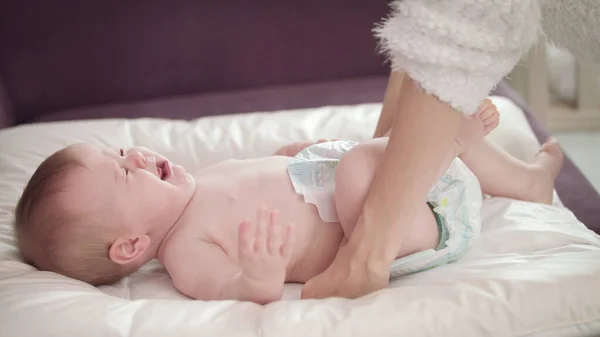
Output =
[{"x1": 0, "y1": 97, "x2": 599, "y2": 337}]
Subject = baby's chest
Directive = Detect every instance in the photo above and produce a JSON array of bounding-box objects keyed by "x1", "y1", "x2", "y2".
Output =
[
  {"x1": 183, "y1": 182, "x2": 283, "y2": 237},
  {"x1": 191, "y1": 175, "x2": 319, "y2": 245},
  {"x1": 200, "y1": 165, "x2": 298, "y2": 211}
]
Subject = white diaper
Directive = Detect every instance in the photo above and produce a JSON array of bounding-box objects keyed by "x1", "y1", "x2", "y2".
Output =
[
  {"x1": 389, "y1": 158, "x2": 482, "y2": 278},
  {"x1": 287, "y1": 140, "x2": 358, "y2": 222},
  {"x1": 287, "y1": 140, "x2": 482, "y2": 277}
]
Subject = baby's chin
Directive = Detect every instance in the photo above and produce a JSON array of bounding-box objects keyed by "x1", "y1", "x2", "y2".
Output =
[
  {"x1": 168, "y1": 163, "x2": 194, "y2": 184},
  {"x1": 183, "y1": 171, "x2": 197, "y2": 194},
  {"x1": 185, "y1": 171, "x2": 196, "y2": 187}
]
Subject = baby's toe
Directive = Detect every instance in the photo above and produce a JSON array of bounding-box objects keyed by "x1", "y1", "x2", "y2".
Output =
[
  {"x1": 478, "y1": 107, "x2": 493, "y2": 120},
  {"x1": 483, "y1": 109, "x2": 499, "y2": 124},
  {"x1": 483, "y1": 118, "x2": 500, "y2": 134}
]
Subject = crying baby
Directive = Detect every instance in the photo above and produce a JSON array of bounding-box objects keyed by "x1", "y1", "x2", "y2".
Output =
[{"x1": 13, "y1": 99, "x2": 562, "y2": 303}]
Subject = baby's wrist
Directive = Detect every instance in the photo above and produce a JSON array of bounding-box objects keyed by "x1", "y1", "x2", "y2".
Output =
[
  {"x1": 238, "y1": 273, "x2": 284, "y2": 303},
  {"x1": 241, "y1": 270, "x2": 283, "y2": 289}
]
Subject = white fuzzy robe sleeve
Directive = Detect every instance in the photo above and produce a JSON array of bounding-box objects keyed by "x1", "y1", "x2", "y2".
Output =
[
  {"x1": 541, "y1": 0, "x2": 600, "y2": 65},
  {"x1": 374, "y1": 1, "x2": 542, "y2": 115},
  {"x1": 375, "y1": 1, "x2": 600, "y2": 116}
]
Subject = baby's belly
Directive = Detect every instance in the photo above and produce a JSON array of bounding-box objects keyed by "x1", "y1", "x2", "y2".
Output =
[
  {"x1": 287, "y1": 220, "x2": 344, "y2": 283},
  {"x1": 234, "y1": 177, "x2": 345, "y2": 283},
  {"x1": 203, "y1": 159, "x2": 345, "y2": 283}
]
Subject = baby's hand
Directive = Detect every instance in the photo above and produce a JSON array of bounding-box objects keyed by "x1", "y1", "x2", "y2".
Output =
[{"x1": 238, "y1": 207, "x2": 295, "y2": 287}]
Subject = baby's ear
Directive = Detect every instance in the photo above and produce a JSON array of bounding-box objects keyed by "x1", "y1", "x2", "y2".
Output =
[{"x1": 108, "y1": 235, "x2": 151, "y2": 265}]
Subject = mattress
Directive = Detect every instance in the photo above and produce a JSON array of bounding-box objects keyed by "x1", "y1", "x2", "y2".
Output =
[{"x1": 1, "y1": 96, "x2": 599, "y2": 337}]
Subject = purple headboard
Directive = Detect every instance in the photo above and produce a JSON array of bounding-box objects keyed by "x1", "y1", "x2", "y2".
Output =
[
  {"x1": 1, "y1": 1, "x2": 599, "y2": 231},
  {"x1": 0, "y1": 0, "x2": 389, "y2": 125},
  {"x1": 0, "y1": 79, "x2": 12, "y2": 128}
]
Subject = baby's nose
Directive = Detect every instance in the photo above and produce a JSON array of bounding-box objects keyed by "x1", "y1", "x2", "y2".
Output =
[{"x1": 125, "y1": 151, "x2": 147, "y2": 169}]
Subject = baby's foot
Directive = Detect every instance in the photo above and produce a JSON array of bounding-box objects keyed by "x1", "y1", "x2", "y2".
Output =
[
  {"x1": 455, "y1": 98, "x2": 500, "y2": 154},
  {"x1": 525, "y1": 138, "x2": 564, "y2": 204}
]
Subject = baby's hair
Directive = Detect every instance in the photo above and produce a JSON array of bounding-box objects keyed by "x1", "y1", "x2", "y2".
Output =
[{"x1": 13, "y1": 146, "x2": 135, "y2": 286}]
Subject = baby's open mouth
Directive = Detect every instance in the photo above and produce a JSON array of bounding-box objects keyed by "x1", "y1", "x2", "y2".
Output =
[{"x1": 157, "y1": 160, "x2": 172, "y2": 180}]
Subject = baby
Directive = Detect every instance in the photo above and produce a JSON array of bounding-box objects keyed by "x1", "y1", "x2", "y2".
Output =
[{"x1": 14, "y1": 99, "x2": 563, "y2": 304}]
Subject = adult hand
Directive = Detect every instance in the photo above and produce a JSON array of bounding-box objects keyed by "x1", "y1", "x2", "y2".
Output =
[
  {"x1": 300, "y1": 239, "x2": 390, "y2": 299},
  {"x1": 301, "y1": 212, "x2": 394, "y2": 300}
]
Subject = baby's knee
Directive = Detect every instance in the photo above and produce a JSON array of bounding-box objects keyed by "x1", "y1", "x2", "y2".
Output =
[
  {"x1": 337, "y1": 144, "x2": 377, "y2": 190},
  {"x1": 336, "y1": 139, "x2": 390, "y2": 198},
  {"x1": 339, "y1": 139, "x2": 386, "y2": 173}
]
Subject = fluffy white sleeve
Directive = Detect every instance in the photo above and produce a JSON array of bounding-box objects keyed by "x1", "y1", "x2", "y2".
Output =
[
  {"x1": 541, "y1": 0, "x2": 600, "y2": 65},
  {"x1": 374, "y1": 0, "x2": 542, "y2": 115}
]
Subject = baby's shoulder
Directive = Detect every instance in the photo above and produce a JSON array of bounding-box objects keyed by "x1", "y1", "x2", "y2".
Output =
[
  {"x1": 159, "y1": 235, "x2": 201, "y2": 293},
  {"x1": 160, "y1": 227, "x2": 214, "y2": 272}
]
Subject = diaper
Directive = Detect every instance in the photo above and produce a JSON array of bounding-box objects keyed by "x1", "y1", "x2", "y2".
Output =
[
  {"x1": 287, "y1": 140, "x2": 482, "y2": 277},
  {"x1": 287, "y1": 140, "x2": 358, "y2": 222},
  {"x1": 389, "y1": 158, "x2": 482, "y2": 278}
]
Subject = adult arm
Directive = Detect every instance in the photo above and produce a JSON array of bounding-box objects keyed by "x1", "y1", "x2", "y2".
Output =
[
  {"x1": 373, "y1": 71, "x2": 404, "y2": 138},
  {"x1": 302, "y1": 0, "x2": 542, "y2": 299},
  {"x1": 302, "y1": 75, "x2": 462, "y2": 298}
]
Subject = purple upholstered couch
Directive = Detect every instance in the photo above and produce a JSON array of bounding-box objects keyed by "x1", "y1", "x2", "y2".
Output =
[{"x1": 1, "y1": 0, "x2": 599, "y2": 231}]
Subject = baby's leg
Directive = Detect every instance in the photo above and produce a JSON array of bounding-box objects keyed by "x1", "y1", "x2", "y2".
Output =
[
  {"x1": 459, "y1": 138, "x2": 563, "y2": 204},
  {"x1": 334, "y1": 139, "x2": 440, "y2": 257},
  {"x1": 436, "y1": 98, "x2": 562, "y2": 204}
]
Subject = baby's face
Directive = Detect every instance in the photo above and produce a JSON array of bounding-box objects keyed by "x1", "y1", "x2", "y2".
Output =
[{"x1": 65, "y1": 143, "x2": 196, "y2": 231}]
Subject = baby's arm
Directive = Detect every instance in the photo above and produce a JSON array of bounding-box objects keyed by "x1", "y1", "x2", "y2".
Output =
[
  {"x1": 166, "y1": 208, "x2": 295, "y2": 304},
  {"x1": 172, "y1": 243, "x2": 259, "y2": 302}
]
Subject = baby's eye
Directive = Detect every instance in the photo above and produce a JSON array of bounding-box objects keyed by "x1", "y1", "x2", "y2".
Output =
[{"x1": 118, "y1": 149, "x2": 128, "y2": 175}]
